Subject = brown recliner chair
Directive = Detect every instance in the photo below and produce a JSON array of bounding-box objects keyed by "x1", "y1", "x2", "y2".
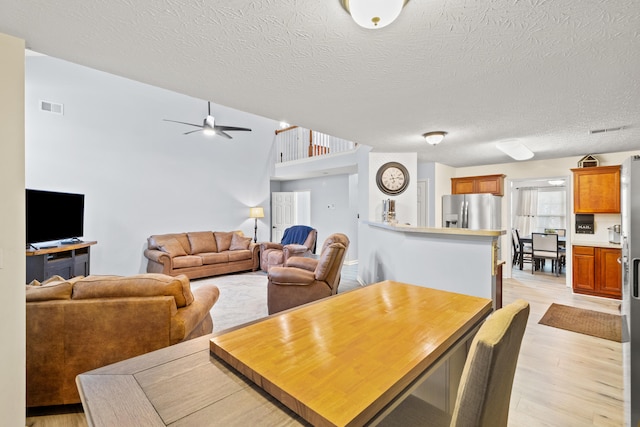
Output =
[
  {"x1": 267, "y1": 233, "x2": 349, "y2": 314},
  {"x1": 260, "y1": 226, "x2": 317, "y2": 272}
]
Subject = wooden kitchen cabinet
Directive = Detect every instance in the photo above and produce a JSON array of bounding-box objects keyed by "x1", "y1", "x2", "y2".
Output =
[
  {"x1": 451, "y1": 174, "x2": 505, "y2": 196},
  {"x1": 572, "y1": 245, "x2": 621, "y2": 299},
  {"x1": 571, "y1": 165, "x2": 620, "y2": 213}
]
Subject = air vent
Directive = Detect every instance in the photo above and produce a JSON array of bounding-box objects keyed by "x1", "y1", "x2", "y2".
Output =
[
  {"x1": 39, "y1": 100, "x2": 63, "y2": 115},
  {"x1": 590, "y1": 125, "x2": 627, "y2": 134}
]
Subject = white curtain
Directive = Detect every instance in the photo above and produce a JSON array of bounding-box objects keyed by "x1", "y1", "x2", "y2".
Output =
[{"x1": 514, "y1": 188, "x2": 538, "y2": 237}]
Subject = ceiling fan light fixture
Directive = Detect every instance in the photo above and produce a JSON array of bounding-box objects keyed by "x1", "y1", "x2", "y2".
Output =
[
  {"x1": 423, "y1": 131, "x2": 447, "y2": 146},
  {"x1": 340, "y1": 0, "x2": 408, "y2": 29},
  {"x1": 496, "y1": 140, "x2": 534, "y2": 161}
]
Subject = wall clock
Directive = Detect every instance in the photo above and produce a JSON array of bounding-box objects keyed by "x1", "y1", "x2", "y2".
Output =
[{"x1": 376, "y1": 162, "x2": 409, "y2": 195}]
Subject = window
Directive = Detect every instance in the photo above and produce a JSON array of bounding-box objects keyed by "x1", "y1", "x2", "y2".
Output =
[{"x1": 535, "y1": 187, "x2": 566, "y2": 232}]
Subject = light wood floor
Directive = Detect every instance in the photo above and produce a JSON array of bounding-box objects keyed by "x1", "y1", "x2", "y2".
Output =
[{"x1": 27, "y1": 266, "x2": 624, "y2": 427}]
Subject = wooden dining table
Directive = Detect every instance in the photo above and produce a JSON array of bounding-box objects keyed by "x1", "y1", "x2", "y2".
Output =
[
  {"x1": 77, "y1": 281, "x2": 492, "y2": 427},
  {"x1": 518, "y1": 234, "x2": 566, "y2": 270}
]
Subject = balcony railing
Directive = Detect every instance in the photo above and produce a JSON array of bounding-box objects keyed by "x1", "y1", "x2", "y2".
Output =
[{"x1": 275, "y1": 126, "x2": 356, "y2": 163}]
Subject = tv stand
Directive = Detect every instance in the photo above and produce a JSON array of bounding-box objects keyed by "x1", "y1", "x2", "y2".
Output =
[{"x1": 26, "y1": 241, "x2": 97, "y2": 283}]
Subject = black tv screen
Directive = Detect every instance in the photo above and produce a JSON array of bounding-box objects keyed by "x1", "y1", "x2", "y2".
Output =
[{"x1": 26, "y1": 189, "x2": 85, "y2": 244}]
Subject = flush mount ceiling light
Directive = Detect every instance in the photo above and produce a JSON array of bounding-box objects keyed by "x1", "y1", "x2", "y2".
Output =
[
  {"x1": 423, "y1": 131, "x2": 447, "y2": 146},
  {"x1": 548, "y1": 179, "x2": 565, "y2": 186},
  {"x1": 495, "y1": 140, "x2": 534, "y2": 161},
  {"x1": 340, "y1": 0, "x2": 409, "y2": 29}
]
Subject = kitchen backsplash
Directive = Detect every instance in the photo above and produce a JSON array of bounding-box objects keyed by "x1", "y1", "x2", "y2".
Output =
[{"x1": 572, "y1": 213, "x2": 621, "y2": 243}]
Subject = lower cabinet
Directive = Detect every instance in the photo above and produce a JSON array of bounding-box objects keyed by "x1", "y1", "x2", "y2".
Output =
[{"x1": 572, "y1": 245, "x2": 621, "y2": 299}]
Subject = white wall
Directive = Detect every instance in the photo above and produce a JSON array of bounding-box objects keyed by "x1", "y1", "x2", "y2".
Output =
[
  {"x1": 25, "y1": 56, "x2": 279, "y2": 275},
  {"x1": 0, "y1": 32, "x2": 26, "y2": 427},
  {"x1": 369, "y1": 153, "x2": 418, "y2": 225},
  {"x1": 417, "y1": 162, "x2": 437, "y2": 226},
  {"x1": 280, "y1": 174, "x2": 358, "y2": 262}
]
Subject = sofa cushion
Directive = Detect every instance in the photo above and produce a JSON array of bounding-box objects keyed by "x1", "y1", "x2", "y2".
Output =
[
  {"x1": 172, "y1": 255, "x2": 203, "y2": 269},
  {"x1": 214, "y1": 231, "x2": 236, "y2": 252},
  {"x1": 200, "y1": 252, "x2": 229, "y2": 265},
  {"x1": 72, "y1": 274, "x2": 195, "y2": 308},
  {"x1": 230, "y1": 233, "x2": 252, "y2": 251},
  {"x1": 148, "y1": 233, "x2": 191, "y2": 252},
  {"x1": 187, "y1": 231, "x2": 218, "y2": 254},
  {"x1": 158, "y1": 237, "x2": 188, "y2": 258},
  {"x1": 26, "y1": 282, "x2": 74, "y2": 302},
  {"x1": 229, "y1": 249, "x2": 252, "y2": 262}
]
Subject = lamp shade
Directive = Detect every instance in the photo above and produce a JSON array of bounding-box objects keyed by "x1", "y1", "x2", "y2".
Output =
[
  {"x1": 342, "y1": 0, "x2": 406, "y2": 29},
  {"x1": 249, "y1": 207, "x2": 264, "y2": 218}
]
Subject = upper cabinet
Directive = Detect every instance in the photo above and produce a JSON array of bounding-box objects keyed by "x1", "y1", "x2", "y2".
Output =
[
  {"x1": 571, "y1": 165, "x2": 620, "y2": 213},
  {"x1": 451, "y1": 174, "x2": 505, "y2": 196}
]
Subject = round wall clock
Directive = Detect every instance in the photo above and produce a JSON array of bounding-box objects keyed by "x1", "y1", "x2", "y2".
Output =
[{"x1": 376, "y1": 162, "x2": 409, "y2": 195}]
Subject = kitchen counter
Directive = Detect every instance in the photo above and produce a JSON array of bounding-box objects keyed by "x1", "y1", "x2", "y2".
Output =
[
  {"x1": 359, "y1": 221, "x2": 506, "y2": 309},
  {"x1": 367, "y1": 221, "x2": 505, "y2": 237},
  {"x1": 572, "y1": 240, "x2": 621, "y2": 249}
]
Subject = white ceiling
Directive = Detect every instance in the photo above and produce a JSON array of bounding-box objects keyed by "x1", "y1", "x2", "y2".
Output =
[{"x1": 2, "y1": 0, "x2": 639, "y2": 167}]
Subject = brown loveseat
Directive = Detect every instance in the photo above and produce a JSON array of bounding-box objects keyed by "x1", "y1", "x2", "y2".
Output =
[
  {"x1": 144, "y1": 230, "x2": 260, "y2": 279},
  {"x1": 26, "y1": 273, "x2": 220, "y2": 407}
]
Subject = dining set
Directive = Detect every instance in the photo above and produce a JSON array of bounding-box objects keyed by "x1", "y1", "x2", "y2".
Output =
[{"x1": 512, "y1": 228, "x2": 566, "y2": 276}]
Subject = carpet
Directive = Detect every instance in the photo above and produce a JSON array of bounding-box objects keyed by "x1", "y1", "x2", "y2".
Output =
[
  {"x1": 191, "y1": 268, "x2": 362, "y2": 333},
  {"x1": 538, "y1": 303, "x2": 623, "y2": 342}
]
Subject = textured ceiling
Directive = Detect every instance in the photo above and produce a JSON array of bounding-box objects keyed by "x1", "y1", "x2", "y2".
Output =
[{"x1": 2, "y1": 0, "x2": 639, "y2": 167}]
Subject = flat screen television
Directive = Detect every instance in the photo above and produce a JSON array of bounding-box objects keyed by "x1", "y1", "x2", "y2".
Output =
[{"x1": 26, "y1": 189, "x2": 85, "y2": 245}]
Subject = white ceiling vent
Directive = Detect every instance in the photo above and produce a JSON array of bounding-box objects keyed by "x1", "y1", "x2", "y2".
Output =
[{"x1": 39, "y1": 100, "x2": 63, "y2": 115}]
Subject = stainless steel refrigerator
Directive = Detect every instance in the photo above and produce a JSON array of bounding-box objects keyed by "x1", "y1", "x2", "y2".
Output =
[
  {"x1": 442, "y1": 193, "x2": 501, "y2": 230},
  {"x1": 622, "y1": 155, "x2": 640, "y2": 426}
]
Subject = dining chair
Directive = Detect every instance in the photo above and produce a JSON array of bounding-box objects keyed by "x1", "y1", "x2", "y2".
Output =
[
  {"x1": 532, "y1": 233, "x2": 561, "y2": 276},
  {"x1": 514, "y1": 229, "x2": 532, "y2": 267},
  {"x1": 379, "y1": 299, "x2": 530, "y2": 427}
]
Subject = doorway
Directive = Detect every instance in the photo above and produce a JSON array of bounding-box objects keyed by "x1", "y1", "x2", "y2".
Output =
[
  {"x1": 507, "y1": 176, "x2": 570, "y2": 286},
  {"x1": 270, "y1": 191, "x2": 311, "y2": 242}
]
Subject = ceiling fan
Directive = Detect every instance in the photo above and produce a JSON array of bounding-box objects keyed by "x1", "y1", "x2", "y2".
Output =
[{"x1": 163, "y1": 102, "x2": 252, "y2": 139}]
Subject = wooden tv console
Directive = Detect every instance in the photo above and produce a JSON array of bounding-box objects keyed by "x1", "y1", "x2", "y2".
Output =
[{"x1": 26, "y1": 241, "x2": 97, "y2": 283}]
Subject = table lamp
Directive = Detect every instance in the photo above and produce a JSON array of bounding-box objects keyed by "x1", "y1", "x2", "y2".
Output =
[{"x1": 249, "y1": 207, "x2": 264, "y2": 243}]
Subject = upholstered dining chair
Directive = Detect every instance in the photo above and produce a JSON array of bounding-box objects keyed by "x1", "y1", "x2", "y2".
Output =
[
  {"x1": 532, "y1": 232, "x2": 561, "y2": 276},
  {"x1": 379, "y1": 299, "x2": 530, "y2": 427},
  {"x1": 267, "y1": 233, "x2": 349, "y2": 314},
  {"x1": 260, "y1": 226, "x2": 317, "y2": 272}
]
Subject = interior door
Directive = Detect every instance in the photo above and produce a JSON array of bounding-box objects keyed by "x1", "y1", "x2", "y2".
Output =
[{"x1": 271, "y1": 192, "x2": 295, "y2": 243}]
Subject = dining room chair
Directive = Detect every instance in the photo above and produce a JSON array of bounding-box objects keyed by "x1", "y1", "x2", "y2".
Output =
[
  {"x1": 378, "y1": 299, "x2": 530, "y2": 427},
  {"x1": 532, "y1": 232, "x2": 561, "y2": 276},
  {"x1": 513, "y1": 229, "x2": 532, "y2": 267}
]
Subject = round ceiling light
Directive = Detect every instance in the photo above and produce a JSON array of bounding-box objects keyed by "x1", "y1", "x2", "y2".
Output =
[
  {"x1": 340, "y1": 0, "x2": 409, "y2": 29},
  {"x1": 423, "y1": 131, "x2": 447, "y2": 145}
]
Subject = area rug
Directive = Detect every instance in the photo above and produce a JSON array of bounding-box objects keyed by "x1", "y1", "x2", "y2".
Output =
[{"x1": 538, "y1": 303, "x2": 623, "y2": 342}]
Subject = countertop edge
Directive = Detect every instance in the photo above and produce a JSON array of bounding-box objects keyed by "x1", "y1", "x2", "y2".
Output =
[{"x1": 365, "y1": 221, "x2": 506, "y2": 237}]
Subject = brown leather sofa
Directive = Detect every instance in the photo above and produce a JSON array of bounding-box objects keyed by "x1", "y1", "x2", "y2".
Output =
[
  {"x1": 267, "y1": 233, "x2": 350, "y2": 314},
  {"x1": 144, "y1": 230, "x2": 260, "y2": 279},
  {"x1": 260, "y1": 227, "x2": 317, "y2": 272},
  {"x1": 26, "y1": 273, "x2": 220, "y2": 407}
]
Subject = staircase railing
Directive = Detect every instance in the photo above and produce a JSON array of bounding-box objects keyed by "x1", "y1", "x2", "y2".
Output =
[{"x1": 275, "y1": 126, "x2": 356, "y2": 163}]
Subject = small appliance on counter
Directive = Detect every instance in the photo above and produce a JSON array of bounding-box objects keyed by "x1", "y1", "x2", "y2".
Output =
[
  {"x1": 608, "y1": 224, "x2": 621, "y2": 244},
  {"x1": 382, "y1": 199, "x2": 396, "y2": 225}
]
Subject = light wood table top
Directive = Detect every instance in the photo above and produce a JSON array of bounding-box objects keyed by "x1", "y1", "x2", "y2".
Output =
[
  {"x1": 77, "y1": 281, "x2": 491, "y2": 427},
  {"x1": 210, "y1": 281, "x2": 492, "y2": 427}
]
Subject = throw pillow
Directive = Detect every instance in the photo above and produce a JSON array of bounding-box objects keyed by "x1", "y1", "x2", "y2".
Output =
[
  {"x1": 214, "y1": 232, "x2": 234, "y2": 252},
  {"x1": 230, "y1": 233, "x2": 252, "y2": 250},
  {"x1": 187, "y1": 231, "x2": 218, "y2": 254},
  {"x1": 158, "y1": 237, "x2": 188, "y2": 257}
]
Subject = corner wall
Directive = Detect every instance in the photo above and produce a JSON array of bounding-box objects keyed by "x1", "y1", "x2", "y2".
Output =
[{"x1": 0, "y1": 32, "x2": 26, "y2": 426}]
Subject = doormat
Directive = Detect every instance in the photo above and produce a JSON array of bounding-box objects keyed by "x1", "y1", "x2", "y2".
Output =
[{"x1": 539, "y1": 303, "x2": 624, "y2": 342}]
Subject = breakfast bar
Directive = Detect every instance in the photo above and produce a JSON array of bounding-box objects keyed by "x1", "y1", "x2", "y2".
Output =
[{"x1": 359, "y1": 222, "x2": 505, "y2": 308}]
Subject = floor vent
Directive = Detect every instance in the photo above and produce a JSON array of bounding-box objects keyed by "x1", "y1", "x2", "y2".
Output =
[{"x1": 39, "y1": 100, "x2": 64, "y2": 115}]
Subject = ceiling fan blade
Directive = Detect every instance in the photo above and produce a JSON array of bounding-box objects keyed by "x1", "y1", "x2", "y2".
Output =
[
  {"x1": 163, "y1": 119, "x2": 203, "y2": 128},
  {"x1": 215, "y1": 125, "x2": 252, "y2": 132},
  {"x1": 214, "y1": 129, "x2": 233, "y2": 139},
  {"x1": 183, "y1": 129, "x2": 204, "y2": 135}
]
